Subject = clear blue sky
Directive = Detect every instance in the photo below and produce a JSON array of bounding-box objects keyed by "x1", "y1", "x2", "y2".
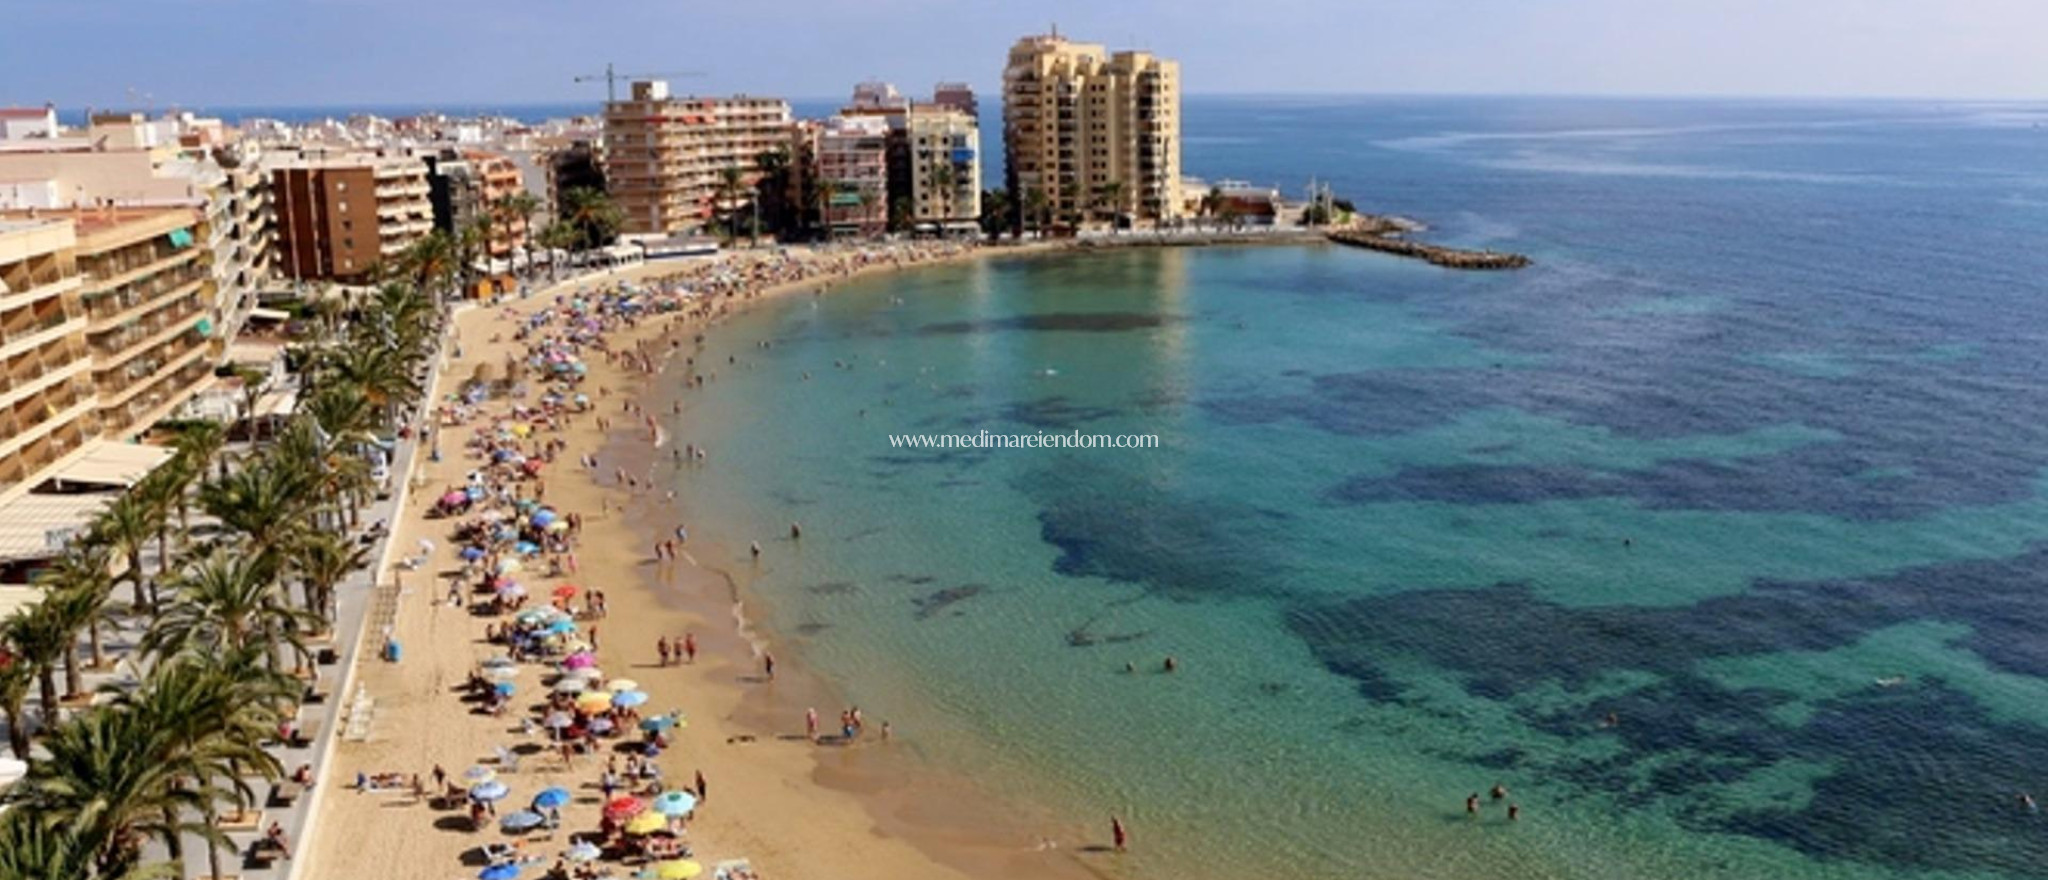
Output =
[{"x1": 3, "y1": 0, "x2": 2044, "y2": 110}]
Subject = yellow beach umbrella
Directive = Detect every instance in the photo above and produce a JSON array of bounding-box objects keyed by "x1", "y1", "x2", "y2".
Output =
[
  {"x1": 623, "y1": 812, "x2": 666, "y2": 835},
  {"x1": 576, "y1": 691, "x2": 614, "y2": 713},
  {"x1": 655, "y1": 860, "x2": 703, "y2": 880},
  {"x1": 606, "y1": 679, "x2": 640, "y2": 693}
]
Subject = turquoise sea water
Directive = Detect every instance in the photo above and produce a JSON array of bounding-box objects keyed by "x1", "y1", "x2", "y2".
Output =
[{"x1": 665, "y1": 98, "x2": 2048, "y2": 880}]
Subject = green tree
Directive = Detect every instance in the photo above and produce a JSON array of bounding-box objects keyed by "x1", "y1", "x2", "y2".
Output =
[
  {"x1": 979, "y1": 188, "x2": 1011, "y2": 242},
  {"x1": 558, "y1": 187, "x2": 623, "y2": 251}
]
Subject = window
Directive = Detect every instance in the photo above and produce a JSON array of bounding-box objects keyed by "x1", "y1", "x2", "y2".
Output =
[
  {"x1": 342, "y1": 219, "x2": 352, "y2": 231},
  {"x1": 343, "y1": 238, "x2": 354, "y2": 250},
  {"x1": 338, "y1": 200, "x2": 349, "y2": 213},
  {"x1": 335, "y1": 181, "x2": 347, "y2": 192}
]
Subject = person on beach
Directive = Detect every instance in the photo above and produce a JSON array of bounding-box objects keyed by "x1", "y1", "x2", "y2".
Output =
[
  {"x1": 806, "y1": 707, "x2": 819, "y2": 742},
  {"x1": 764, "y1": 652, "x2": 776, "y2": 680},
  {"x1": 1466, "y1": 793, "x2": 1481, "y2": 815},
  {"x1": 1508, "y1": 803, "x2": 1521, "y2": 821},
  {"x1": 683, "y1": 632, "x2": 698, "y2": 663},
  {"x1": 1490, "y1": 783, "x2": 1508, "y2": 802},
  {"x1": 658, "y1": 636, "x2": 671, "y2": 666},
  {"x1": 1112, "y1": 816, "x2": 1129, "y2": 853}
]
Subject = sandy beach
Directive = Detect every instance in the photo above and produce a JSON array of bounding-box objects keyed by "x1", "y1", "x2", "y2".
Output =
[{"x1": 299, "y1": 240, "x2": 1112, "y2": 880}]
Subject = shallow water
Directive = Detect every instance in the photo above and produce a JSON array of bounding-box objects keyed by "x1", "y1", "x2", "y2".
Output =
[{"x1": 665, "y1": 97, "x2": 2048, "y2": 880}]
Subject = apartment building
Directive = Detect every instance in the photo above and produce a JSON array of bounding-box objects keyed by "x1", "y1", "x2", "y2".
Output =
[
  {"x1": 272, "y1": 153, "x2": 432, "y2": 283},
  {"x1": 0, "y1": 218, "x2": 91, "y2": 497},
  {"x1": 905, "y1": 106, "x2": 982, "y2": 232},
  {"x1": 603, "y1": 80, "x2": 793, "y2": 237},
  {"x1": 70, "y1": 207, "x2": 216, "y2": 438},
  {"x1": 1003, "y1": 32, "x2": 1184, "y2": 226},
  {"x1": 0, "y1": 107, "x2": 60, "y2": 142},
  {"x1": 815, "y1": 115, "x2": 891, "y2": 237}
]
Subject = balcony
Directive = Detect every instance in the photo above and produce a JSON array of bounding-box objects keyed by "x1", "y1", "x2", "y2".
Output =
[
  {"x1": 0, "y1": 297, "x2": 85, "y2": 360},
  {"x1": 87, "y1": 295, "x2": 205, "y2": 367},
  {"x1": 0, "y1": 409, "x2": 95, "y2": 488},
  {"x1": 83, "y1": 263, "x2": 208, "y2": 328},
  {"x1": 100, "y1": 354, "x2": 212, "y2": 438},
  {"x1": 0, "y1": 334, "x2": 90, "y2": 406}
]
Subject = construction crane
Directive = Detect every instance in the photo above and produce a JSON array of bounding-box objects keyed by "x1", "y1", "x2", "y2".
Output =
[{"x1": 573, "y1": 64, "x2": 708, "y2": 104}]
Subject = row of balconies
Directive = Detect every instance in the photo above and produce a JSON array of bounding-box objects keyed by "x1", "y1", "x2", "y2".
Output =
[
  {"x1": 87, "y1": 294, "x2": 203, "y2": 365},
  {"x1": 79, "y1": 235, "x2": 198, "y2": 283},
  {"x1": 0, "y1": 296, "x2": 83, "y2": 357},
  {"x1": 0, "y1": 405, "x2": 95, "y2": 487},
  {"x1": 2, "y1": 250, "x2": 77, "y2": 295},
  {"x1": 83, "y1": 262, "x2": 207, "y2": 326},
  {"x1": 99, "y1": 354, "x2": 209, "y2": 438},
  {"x1": 94, "y1": 324, "x2": 203, "y2": 396},
  {"x1": 0, "y1": 333, "x2": 88, "y2": 403},
  {"x1": 1, "y1": 375, "x2": 95, "y2": 449}
]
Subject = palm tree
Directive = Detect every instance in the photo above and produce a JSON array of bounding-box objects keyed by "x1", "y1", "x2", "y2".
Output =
[
  {"x1": 537, "y1": 223, "x2": 579, "y2": 280},
  {"x1": 90, "y1": 494, "x2": 159, "y2": 615},
  {"x1": 36, "y1": 545, "x2": 117, "y2": 696},
  {"x1": 285, "y1": 531, "x2": 369, "y2": 631},
  {"x1": 145, "y1": 550, "x2": 312, "y2": 671},
  {"x1": 1201, "y1": 185, "x2": 1226, "y2": 229},
  {"x1": 558, "y1": 187, "x2": 622, "y2": 252},
  {"x1": 1094, "y1": 180, "x2": 1126, "y2": 231},
  {"x1": 495, "y1": 192, "x2": 541, "y2": 272},
  {"x1": 5, "y1": 602, "x2": 71, "y2": 739},
  {"x1": 231, "y1": 365, "x2": 270, "y2": 443},
  {"x1": 1024, "y1": 187, "x2": 1051, "y2": 238},
  {"x1": 0, "y1": 809, "x2": 172, "y2": 880},
  {"x1": 980, "y1": 188, "x2": 1010, "y2": 243},
  {"x1": 171, "y1": 419, "x2": 229, "y2": 489},
  {"x1": 930, "y1": 161, "x2": 958, "y2": 222},
  {"x1": 18, "y1": 704, "x2": 227, "y2": 876},
  {"x1": 322, "y1": 343, "x2": 419, "y2": 429},
  {"x1": 811, "y1": 178, "x2": 840, "y2": 244},
  {"x1": 198, "y1": 457, "x2": 316, "y2": 562},
  {"x1": 0, "y1": 653, "x2": 32, "y2": 758},
  {"x1": 130, "y1": 469, "x2": 184, "y2": 591},
  {"x1": 714, "y1": 165, "x2": 749, "y2": 244}
]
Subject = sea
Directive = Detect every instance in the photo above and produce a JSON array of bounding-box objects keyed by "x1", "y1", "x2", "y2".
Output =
[{"x1": 286, "y1": 95, "x2": 2048, "y2": 878}]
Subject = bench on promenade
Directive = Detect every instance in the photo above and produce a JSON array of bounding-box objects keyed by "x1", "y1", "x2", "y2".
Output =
[{"x1": 271, "y1": 780, "x2": 306, "y2": 807}]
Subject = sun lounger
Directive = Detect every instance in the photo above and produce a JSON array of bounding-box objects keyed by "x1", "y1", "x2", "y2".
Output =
[
  {"x1": 272, "y1": 780, "x2": 305, "y2": 806},
  {"x1": 288, "y1": 719, "x2": 321, "y2": 748}
]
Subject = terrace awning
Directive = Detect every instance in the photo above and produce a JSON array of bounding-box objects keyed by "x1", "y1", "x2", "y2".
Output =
[
  {"x1": 49, "y1": 441, "x2": 174, "y2": 489},
  {"x1": 0, "y1": 493, "x2": 120, "y2": 562}
]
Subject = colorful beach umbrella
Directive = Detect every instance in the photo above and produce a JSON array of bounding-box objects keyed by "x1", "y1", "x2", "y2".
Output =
[
  {"x1": 653, "y1": 860, "x2": 703, "y2": 880},
  {"x1": 470, "y1": 781, "x2": 510, "y2": 802},
  {"x1": 612, "y1": 690, "x2": 649, "y2": 709},
  {"x1": 603, "y1": 795, "x2": 647, "y2": 821},
  {"x1": 461, "y1": 546, "x2": 487, "y2": 561},
  {"x1": 588, "y1": 717, "x2": 616, "y2": 735},
  {"x1": 497, "y1": 582, "x2": 528, "y2": 598},
  {"x1": 552, "y1": 677, "x2": 588, "y2": 694},
  {"x1": 623, "y1": 812, "x2": 666, "y2": 836},
  {"x1": 562, "y1": 652, "x2": 596, "y2": 669},
  {"x1": 480, "y1": 864, "x2": 522, "y2": 880},
  {"x1": 482, "y1": 655, "x2": 518, "y2": 669},
  {"x1": 532, "y1": 787, "x2": 572, "y2": 809},
  {"x1": 551, "y1": 584, "x2": 580, "y2": 599},
  {"x1": 606, "y1": 679, "x2": 639, "y2": 693},
  {"x1": 562, "y1": 666, "x2": 602, "y2": 680},
  {"x1": 564, "y1": 841, "x2": 603, "y2": 863},
  {"x1": 463, "y1": 765, "x2": 498, "y2": 784},
  {"x1": 650, "y1": 790, "x2": 697, "y2": 817},
  {"x1": 496, "y1": 558, "x2": 524, "y2": 575},
  {"x1": 575, "y1": 691, "x2": 614, "y2": 713},
  {"x1": 543, "y1": 711, "x2": 574, "y2": 729},
  {"x1": 500, "y1": 810, "x2": 545, "y2": 832},
  {"x1": 544, "y1": 619, "x2": 577, "y2": 636},
  {"x1": 494, "y1": 681, "x2": 515, "y2": 696},
  {"x1": 639, "y1": 715, "x2": 679, "y2": 733}
]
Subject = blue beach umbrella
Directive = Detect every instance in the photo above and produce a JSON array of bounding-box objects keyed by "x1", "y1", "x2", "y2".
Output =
[
  {"x1": 500, "y1": 810, "x2": 546, "y2": 832},
  {"x1": 531, "y1": 510, "x2": 557, "y2": 528},
  {"x1": 461, "y1": 546, "x2": 487, "y2": 561},
  {"x1": 639, "y1": 715, "x2": 677, "y2": 733},
  {"x1": 494, "y1": 681, "x2": 515, "y2": 696},
  {"x1": 532, "y1": 787, "x2": 572, "y2": 809},
  {"x1": 612, "y1": 690, "x2": 649, "y2": 708},
  {"x1": 544, "y1": 619, "x2": 578, "y2": 636},
  {"x1": 480, "y1": 864, "x2": 522, "y2": 880},
  {"x1": 470, "y1": 781, "x2": 510, "y2": 802},
  {"x1": 651, "y1": 790, "x2": 697, "y2": 817},
  {"x1": 515, "y1": 541, "x2": 541, "y2": 556}
]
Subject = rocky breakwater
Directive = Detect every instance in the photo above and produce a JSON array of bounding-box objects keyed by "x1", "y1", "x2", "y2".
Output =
[{"x1": 1326, "y1": 217, "x2": 1531, "y2": 270}]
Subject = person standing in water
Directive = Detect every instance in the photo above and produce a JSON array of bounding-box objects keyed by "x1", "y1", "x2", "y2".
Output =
[
  {"x1": 763, "y1": 652, "x2": 776, "y2": 681},
  {"x1": 1111, "y1": 816, "x2": 1129, "y2": 853}
]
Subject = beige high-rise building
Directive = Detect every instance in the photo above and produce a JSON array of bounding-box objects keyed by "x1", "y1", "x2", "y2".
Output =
[
  {"x1": 604, "y1": 81, "x2": 793, "y2": 237},
  {"x1": 0, "y1": 217, "x2": 90, "y2": 497},
  {"x1": 1003, "y1": 32, "x2": 1183, "y2": 228},
  {"x1": 905, "y1": 106, "x2": 982, "y2": 231}
]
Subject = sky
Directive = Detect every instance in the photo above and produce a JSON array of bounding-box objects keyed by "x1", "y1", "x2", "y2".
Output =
[{"x1": 2, "y1": 0, "x2": 2045, "y2": 112}]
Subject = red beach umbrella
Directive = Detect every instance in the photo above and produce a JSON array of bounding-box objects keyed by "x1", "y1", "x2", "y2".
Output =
[{"x1": 603, "y1": 795, "x2": 647, "y2": 821}]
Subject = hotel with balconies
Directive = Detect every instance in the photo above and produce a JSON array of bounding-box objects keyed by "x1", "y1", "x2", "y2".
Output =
[
  {"x1": 271, "y1": 153, "x2": 433, "y2": 283},
  {"x1": 0, "y1": 217, "x2": 91, "y2": 499},
  {"x1": 1003, "y1": 31, "x2": 1184, "y2": 227},
  {"x1": 70, "y1": 207, "x2": 217, "y2": 439},
  {"x1": 603, "y1": 81, "x2": 793, "y2": 237}
]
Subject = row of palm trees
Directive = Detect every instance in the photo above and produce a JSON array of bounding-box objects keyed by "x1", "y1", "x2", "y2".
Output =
[{"x1": 0, "y1": 281, "x2": 440, "y2": 879}]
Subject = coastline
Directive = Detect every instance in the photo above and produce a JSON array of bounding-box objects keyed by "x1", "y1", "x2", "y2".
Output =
[{"x1": 300, "y1": 239, "x2": 1186, "y2": 880}]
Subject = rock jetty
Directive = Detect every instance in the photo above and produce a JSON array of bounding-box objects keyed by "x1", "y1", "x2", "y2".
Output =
[{"x1": 1326, "y1": 220, "x2": 1530, "y2": 270}]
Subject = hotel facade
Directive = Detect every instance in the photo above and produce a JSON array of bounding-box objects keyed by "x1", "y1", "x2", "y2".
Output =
[
  {"x1": 603, "y1": 81, "x2": 793, "y2": 237},
  {"x1": 271, "y1": 153, "x2": 433, "y2": 283},
  {"x1": 1002, "y1": 32, "x2": 1184, "y2": 227}
]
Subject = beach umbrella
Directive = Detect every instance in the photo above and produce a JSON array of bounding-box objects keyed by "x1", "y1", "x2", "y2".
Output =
[
  {"x1": 588, "y1": 717, "x2": 616, "y2": 735},
  {"x1": 544, "y1": 711, "x2": 575, "y2": 729},
  {"x1": 544, "y1": 619, "x2": 577, "y2": 636},
  {"x1": 546, "y1": 520, "x2": 570, "y2": 533},
  {"x1": 564, "y1": 841, "x2": 603, "y2": 863},
  {"x1": 653, "y1": 860, "x2": 703, "y2": 880},
  {"x1": 482, "y1": 655, "x2": 518, "y2": 669},
  {"x1": 480, "y1": 864, "x2": 522, "y2": 880},
  {"x1": 651, "y1": 791, "x2": 697, "y2": 817},
  {"x1": 463, "y1": 766, "x2": 498, "y2": 784},
  {"x1": 603, "y1": 795, "x2": 647, "y2": 821},
  {"x1": 461, "y1": 546, "x2": 487, "y2": 561},
  {"x1": 612, "y1": 690, "x2": 649, "y2": 709},
  {"x1": 523, "y1": 459, "x2": 545, "y2": 475},
  {"x1": 562, "y1": 665, "x2": 602, "y2": 680},
  {"x1": 575, "y1": 691, "x2": 614, "y2": 713},
  {"x1": 559, "y1": 639, "x2": 593, "y2": 654},
  {"x1": 442, "y1": 491, "x2": 469, "y2": 506},
  {"x1": 497, "y1": 558, "x2": 524, "y2": 575},
  {"x1": 606, "y1": 679, "x2": 640, "y2": 693},
  {"x1": 470, "y1": 781, "x2": 510, "y2": 802},
  {"x1": 552, "y1": 584, "x2": 580, "y2": 599},
  {"x1": 563, "y1": 652, "x2": 596, "y2": 670},
  {"x1": 515, "y1": 541, "x2": 541, "y2": 556},
  {"x1": 639, "y1": 715, "x2": 679, "y2": 733},
  {"x1": 497, "y1": 582, "x2": 528, "y2": 598},
  {"x1": 500, "y1": 810, "x2": 545, "y2": 832},
  {"x1": 516, "y1": 607, "x2": 561, "y2": 624},
  {"x1": 531, "y1": 510, "x2": 558, "y2": 528},
  {"x1": 494, "y1": 681, "x2": 516, "y2": 696},
  {"x1": 623, "y1": 812, "x2": 666, "y2": 836},
  {"x1": 484, "y1": 666, "x2": 519, "y2": 684},
  {"x1": 552, "y1": 679, "x2": 588, "y2": 695},
  {"x1": 532, "y1": 787, "x2": 572, "y2": 809}
]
